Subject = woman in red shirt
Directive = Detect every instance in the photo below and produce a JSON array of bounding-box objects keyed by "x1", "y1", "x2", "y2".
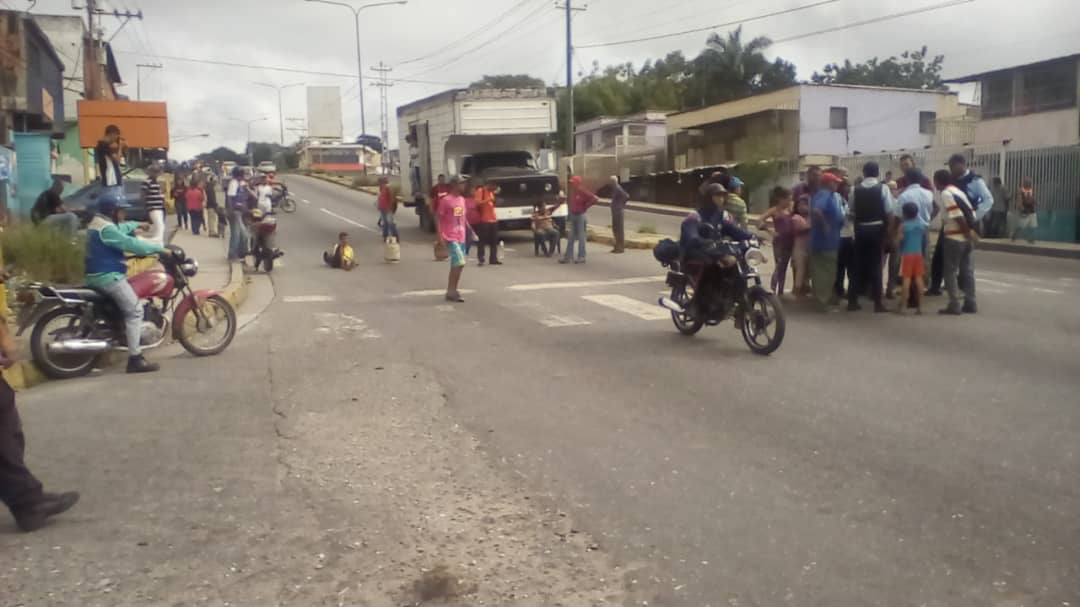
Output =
[
  {"x1": 185, "y1": 177, "x2": 207, "y2": 236},
  {"x1": 473, "y1": 179, "x2": 500, "y2": 265},
  {"x1": 377, "y1": 177, "x2": 399, "y2": 240}
]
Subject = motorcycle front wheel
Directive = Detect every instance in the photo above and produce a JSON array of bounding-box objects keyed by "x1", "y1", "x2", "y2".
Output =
[
  {"x1": 671, "y1": 284, "x2": 704, "y2": 336},
  {"x1": 740, "y1": 286, "x2": 786, "y2": 356},
  {"x1": 29, "y1": 307, "x2": 98, "y2": 379},
  {"x1": 280, "y1": 197, "x2": 297, "y2": 213},
  {"x1": 177, "y1": 294, "x2": 237, "y2": 357}
]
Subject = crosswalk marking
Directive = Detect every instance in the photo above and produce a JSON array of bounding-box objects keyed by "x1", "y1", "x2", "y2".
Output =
[
  {"x1": 581, "y1": 294, "x2": 670, "y2": 321},
  {"x1": 1032, "y1": 287, "x2": 1065, "y2": 295},
  {"x1": 507, "y1": 276, "x2": 666, "y2": 292},
  {"x1": 540, "y1": 314, "x2": 592, "y2": 328},
  {"x1": 397, "y1": 288, "x2": 477, "y2": 298},
  {"x1": 283, "y1": 295, "x2": 335, "y2": 303}
]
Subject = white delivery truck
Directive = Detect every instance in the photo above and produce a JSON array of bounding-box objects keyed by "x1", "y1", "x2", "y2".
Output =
[{"x1": 397, "y1": 88, "x2": 563, "y2": 232}]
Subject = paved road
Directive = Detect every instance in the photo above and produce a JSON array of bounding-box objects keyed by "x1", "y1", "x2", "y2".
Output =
[{"x1": 7, "y1": 174, "x2": 1078, "y2": 606}]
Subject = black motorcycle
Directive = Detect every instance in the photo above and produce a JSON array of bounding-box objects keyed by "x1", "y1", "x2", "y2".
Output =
[{"x1": 656, "y1": 226, "x2": 786, "y2": 355}]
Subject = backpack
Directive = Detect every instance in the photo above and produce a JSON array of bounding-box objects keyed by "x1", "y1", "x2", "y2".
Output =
[
  {"x1": 949, "y1": 189, "x2": 977, "y2": 232},
  {"x1": 956, "y1": 172, "x2": 985, "y2": 213}
]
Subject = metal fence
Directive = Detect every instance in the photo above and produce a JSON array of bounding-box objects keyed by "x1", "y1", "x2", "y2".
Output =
[{"x1": 836, "y1": 143, "x2": 1080, "y2": 243}]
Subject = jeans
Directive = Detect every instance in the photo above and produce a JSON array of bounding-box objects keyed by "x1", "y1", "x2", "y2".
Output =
[
  {"x1": 611, "y1": 207, "x2": 625, "y2": 251},
  {"x1": 379, "y1": 210, "x2": 399, "y2": 239},
  {"x1": 810, "y1": 251, "x2": 838, "y2": 309},
  {"x1": 147, "y1": 209, "x2": 166, "y2": 246},
  {"x1": 228, "y1": 210, "x2": 249, "y2": 260},
  {"x1": 101, "y1": 278, "x2": 144, "y2": 356},
  {"x1": 41, "y1": 212, "x2": 79, "y2": 236},
  {"x1": 0, "y1": 378, "x2": 43, "y2": 516},
  {"x1": 563, "y1": 213, "x2": 587, "y2": 260},
  {"x1": 834, "y1": 236, "x2": 855, "y2": 297},
  {"x1": 771, "y1": 244, "x2": 792, "y2": 295},
  {"x1": 189, "y1": 209, "x2": 204, "y2": 236},
  {"x1": 942, "y1": 238, "x2": 975, "y2": 311},
  {"x1": 534, "y1": 228, "x2": 559, "y2": 256},
  {"x1": 851, "y1": 225, "x2": 885, "y2": 305},
  {"x1": 176, "y1": 205, "x2": 188, "y2": 228},
  {"x1": 206, "y1": 206, "x2": 219, "y2": 236}
]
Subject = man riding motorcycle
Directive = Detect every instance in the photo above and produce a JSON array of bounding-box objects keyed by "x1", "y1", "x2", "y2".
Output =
[
  {"x1": 679, "y1": 183, "x2": 756, "y2": 317},
  {"x1": 85, "y1": 192, "x2": 166, "y2": 373}
]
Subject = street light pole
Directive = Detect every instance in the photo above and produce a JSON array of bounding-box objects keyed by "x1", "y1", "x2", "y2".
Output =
[
  {"x1": 305, "y1": 0, "x2": 407, "y2": 140},
  {"x1": 227, "y1": 117, "x2": 268, "y2": 166},
  {"x1": 254, "y1": 82, "x2": 304, "y2": 145}
]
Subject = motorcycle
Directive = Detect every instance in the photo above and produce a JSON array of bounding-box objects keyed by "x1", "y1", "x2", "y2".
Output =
[
  {"x1": 18, "y1": 246, "x2": 237, "y2": 379},
  {"x1": 249, "y1": 209, "x2": 284, "y2": 273},
  {"x1": 656, "y1": 225, "x2": 786, "y2": 355},
  {"x1": 271, "y1": 184, "x2": 297, "y2": 213}
]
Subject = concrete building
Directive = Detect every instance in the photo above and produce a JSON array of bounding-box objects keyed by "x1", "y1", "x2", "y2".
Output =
[
  {"x1": 574, "y1": 111, "x2": 667, "y2": 154},
  {"x1": 667, "y1": 84, "x2": 965, "y2": 169},
  {"x1": 947, "y1": 54, "x2": 1079, "y2": 148}
]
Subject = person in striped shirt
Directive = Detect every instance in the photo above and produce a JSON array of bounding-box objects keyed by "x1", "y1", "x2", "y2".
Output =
[
  {"x1": 140, "y1": 163, "x2": 167, "y2": 246},
  {"x1": 933, "y1": 169, "x2": 978, "y2": 315}
]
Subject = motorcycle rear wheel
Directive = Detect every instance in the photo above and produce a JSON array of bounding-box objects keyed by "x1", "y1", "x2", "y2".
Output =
[
  {"x1": 740, "y1": 287, "x2": 786, "y2": 356},
  {"x1": 177, "y1": 294, "x2": 237, "y2": 357},
  {"x1": 671, "y1": 284, "x2": 704, "y2": 336},
  {"x1": 280, "y1": 197, "x2": 297, "y2": 213},
  {"x1": 29, "y1": 307, "x2": 98, "y2": 379}
]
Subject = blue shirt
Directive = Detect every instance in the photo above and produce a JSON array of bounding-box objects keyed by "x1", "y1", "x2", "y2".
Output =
[
  {"x1": 960, "y1": 172, "x2": 993, "y2": 222},
  {"x1": 810, "y1": 189, "x2": 844, "y2": 252},
  {"x1": 896, "y1": 184, "x2": 935, "y2": 227},
  {"x1": 900, "y1": 219, "x2": 925, "y2": 255}
]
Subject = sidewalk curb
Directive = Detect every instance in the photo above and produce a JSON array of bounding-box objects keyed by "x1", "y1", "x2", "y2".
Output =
[
  {"x1": 976, "y1": 241, "x2": 1080, "y2": 259},
  {"x1": 6, "y1": 260, "x2": 249, "y2": 392},
  {"x1": 586, "y1": 225, "x2": 668, "y2": 250}
]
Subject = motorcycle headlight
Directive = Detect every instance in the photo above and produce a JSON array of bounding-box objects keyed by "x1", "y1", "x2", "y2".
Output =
[
  {"x1": 745, "y1": 248, "x2": 768, "y2": 268},
  {"x1": 181, "y1": 259, "x2": 199, "y2": 277},
  {"x1": 544, "y1": 183, "x2": 553, "y2": 192}
]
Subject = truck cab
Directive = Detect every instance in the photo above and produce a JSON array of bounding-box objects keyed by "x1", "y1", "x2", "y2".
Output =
[{"x1": 452, "y1": 149, "x2": 562, "y2": 230}]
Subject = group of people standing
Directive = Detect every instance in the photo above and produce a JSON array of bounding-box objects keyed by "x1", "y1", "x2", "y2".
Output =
[{"x1": 760, "y1": 154, "x2": 998, "y2": 316}]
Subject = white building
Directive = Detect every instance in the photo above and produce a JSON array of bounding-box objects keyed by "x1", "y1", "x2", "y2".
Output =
[
  {"x1": 667, "y1": 84, "x2": 966, "y2": 169},
  {"x1": 574, "y1": 111, "x2": 668, "y2": 154}
]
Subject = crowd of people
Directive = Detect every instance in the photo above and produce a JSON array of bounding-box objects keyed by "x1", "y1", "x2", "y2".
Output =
[{"x1": 756, "y1": 153, "x2": 1013, "y2": 316}]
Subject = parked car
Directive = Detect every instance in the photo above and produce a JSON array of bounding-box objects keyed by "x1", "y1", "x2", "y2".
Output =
[
  {"x1": 257, "y1": 161, "x2": 277, "y2": 173},
  {"x1": 63, "y1": 179, "x2": 149, "y2": 227}
]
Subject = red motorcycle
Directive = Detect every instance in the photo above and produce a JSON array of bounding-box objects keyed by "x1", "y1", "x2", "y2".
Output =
[{"x1": 18, "y1": 246, "x2": 237, "y2": 379}]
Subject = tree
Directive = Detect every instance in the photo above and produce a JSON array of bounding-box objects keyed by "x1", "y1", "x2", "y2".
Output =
[
  {"x1": 683, "y1": 26, "x2": 796, "y2": 107},
  {"x1": 197, "y1": 146, "x2": 244, "y2": 164},
  {"x1": 811, "y1": 46, "x2": 946, "y2": 90},
  {"x1": 469, "y1": 74, "x2": 547, "y2": 89}
]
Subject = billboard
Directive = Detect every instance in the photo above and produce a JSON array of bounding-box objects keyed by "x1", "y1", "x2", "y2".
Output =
[
  {"x1": 77, "y1": 100, "x2": 170, "y2": 149},
  {"x1": 307, "y1": 86, "x2": 343, "y2": 141}
]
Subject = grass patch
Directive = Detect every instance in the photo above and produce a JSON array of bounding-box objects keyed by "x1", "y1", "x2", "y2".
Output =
[
  {"x1": 1, "y1": 223, "x2": 85, "y2": 285},
  {"x1": 637, "y1": 224, "x2": 658, "y2": 234}
]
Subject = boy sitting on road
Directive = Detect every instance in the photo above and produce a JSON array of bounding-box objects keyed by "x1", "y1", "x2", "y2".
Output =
[
  {"x1": 531, "y1": 202, "x2": 559, "y2": 257},
  {"x1": 324, "y1": 232, "x2": 355, "y2": 271}
]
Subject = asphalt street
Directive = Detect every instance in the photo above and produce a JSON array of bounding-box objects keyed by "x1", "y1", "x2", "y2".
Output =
[{"x1": 5, "y1": 174, "x2": 1078, "y2": 606}]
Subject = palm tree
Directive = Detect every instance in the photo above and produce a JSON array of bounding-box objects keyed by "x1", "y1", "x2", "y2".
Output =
[{"x1": 684, "y1": 26, "x2": 792, "y2": 108}]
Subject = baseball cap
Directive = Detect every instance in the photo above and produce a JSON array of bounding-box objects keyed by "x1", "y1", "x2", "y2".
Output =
[{"x1": 820, "y1": 172, "x2": 843, "y2": 186}]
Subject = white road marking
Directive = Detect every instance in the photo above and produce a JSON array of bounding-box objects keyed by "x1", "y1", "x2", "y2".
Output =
[
  {"x1": 507, "y1": 275, "x2": 666, "y2": 292},
  {"x1": 435, "y1": 304, "x2": 456, "y2": 312},
  {"x1": 397, "y1": 289, "x2": 477, "y2": 298},
  {"x1": 581, "y1": 294, "x2": 670, "y2": 321},
  {"x1": 314, "y1": 312, "x2": 380, "y2": 339},
  {"x1": 319, "y1": 207, "x2": 378, "y2": 232},
  {"x1": 977, "y1": 278, "x2": 1016, "y2": 288},
  {"x1": 540, "y1": 314, "x2": 592, "y2": 328},
  {"x1": 301, "y1": 199, "x2": 311, "y2": 204},
  {"x1": 283, "y1": 295, "x2": 335, "y2": 303},
  {"x1": 1032, "y1": 287, "x2": 1064, "y2": 295}
]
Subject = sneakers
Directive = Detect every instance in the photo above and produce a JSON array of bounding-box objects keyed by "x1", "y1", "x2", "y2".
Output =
[
  {"x1": 126, "y1": 355, "x2": 160, "y2": 374},
  {"x1": 938, "y1": 307, "x2": 963, "y2": 315},
  {"x1": 14, "y1": 491, "x2": 80, "y2": 532},
  {"x1": 962, "y1": 301, "x2": 978, "y2": 314},
  {"x1": 444, "y1": 292, "x2": 465, "y2": 303},
  {"x1": 558, "y1": 258, "x2": 571, "y2": 264},
  {"x1": 489, "y1": 259, "x2": 503, "y2": 265}
]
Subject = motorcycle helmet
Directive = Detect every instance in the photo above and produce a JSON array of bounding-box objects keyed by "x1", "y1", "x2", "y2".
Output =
[
  {"x1": 96, "y1": 189, "x2": 131, "y2": 216},
  {"x1": 705, "y1": 183, "x2": 727, "y2": 196}
]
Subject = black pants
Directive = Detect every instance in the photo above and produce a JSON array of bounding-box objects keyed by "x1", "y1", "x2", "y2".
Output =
[
  {"x1": 850, "y1": 225, "x2": 884, "y2": 305},
  {"x1": 176, "y1": 206, "x2": 189, "y2": 228},
  {"x1": 611, "y1": 208, "x2": 625, "y2": 252},
  {"x1": 834, "y1": 236, "x2": 855, "y2": 297},
  {"x1": 189, "y1": 210, "x2": 204, "y2": 235},
  {"x1": 929, "y1": 230, "x2": 945, "y2": 291},
  {"x1": 0, "y1": 378, "x2": 43, "y2": 517},
  {"x1": 476, "y1": 223, "x2": 499, "y2": 263}
]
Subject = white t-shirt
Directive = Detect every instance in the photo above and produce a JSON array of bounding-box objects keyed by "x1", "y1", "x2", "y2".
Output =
[
  {"x1": 940, "y1": 186, "x2": 973, "y2": 242},
  {"x1": 227, "y1": 179, "x2": 240, "y2": 197},
  {"x1": 256, "y1": 184, "x2": 274, "y2": 213}
]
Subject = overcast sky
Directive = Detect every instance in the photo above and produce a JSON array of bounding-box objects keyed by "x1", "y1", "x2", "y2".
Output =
[{"x1": 21, "y1": 0, "x2": 1079, "y2": 159}]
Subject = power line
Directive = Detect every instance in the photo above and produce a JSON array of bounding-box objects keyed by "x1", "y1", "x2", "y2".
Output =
[
  {"x1": 394, "y1": 0, "x2": 536, "y2": 67},
  {"x1": 578, "y1": 0, "x2": 840, "y2": 48},
  {"x1": 111, "y1": 50, "x2": 466, "y2": 85},
  {"x1": 769, "y1": 0, "x2": 977, "y2": 46}
]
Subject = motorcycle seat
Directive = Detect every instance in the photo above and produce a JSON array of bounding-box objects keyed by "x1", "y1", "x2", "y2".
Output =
[{"x1": 54, "y1": 287, "x2": 107, "y2": 302}]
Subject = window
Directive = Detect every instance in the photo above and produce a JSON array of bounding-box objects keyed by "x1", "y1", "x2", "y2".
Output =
[
  {"x1": 982, "y1": 73, "x2": 1013, "y2": 119},
  {"x1": 919, "y1": 111, "x2": 937, "y2": 135},
  {"x1": 829, "y1": 106, "x2": 848, "y2": 129},
  {"x1": 627, "y1": 124, "x2": 648, "y2": 137},
  {"x1": 1018, "y1": 59, "x2": 1078, "y2": 114}
]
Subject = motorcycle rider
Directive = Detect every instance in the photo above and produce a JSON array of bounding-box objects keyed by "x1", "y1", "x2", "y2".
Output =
[
  {"x1": 85, "y1": 192, "x2": 166, "y2": 373},
  {"x1": 680, "y1": 183, "x2": 755, "y2": 251}
]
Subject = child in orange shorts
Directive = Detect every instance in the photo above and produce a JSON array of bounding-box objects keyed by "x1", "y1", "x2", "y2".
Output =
[{"x1": 897, "y1": 202, "x2": 926, "y2": 314}]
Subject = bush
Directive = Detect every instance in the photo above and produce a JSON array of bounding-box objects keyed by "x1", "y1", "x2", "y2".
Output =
[
  {"x1": 637, "y1": 224, "x2": 658, "y2": 234},
  {"x1": 1, "y1": 223, "x2": 85, "y2": 285},
  {"x1": 351, "y1": 175, "x2": 380, "y2": 188}
]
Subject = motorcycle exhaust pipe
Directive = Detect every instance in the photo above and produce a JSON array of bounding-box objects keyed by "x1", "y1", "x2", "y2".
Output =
[
  {"x1": 46, "y1": 339, "x2": 111, "y2": 354},
  {"x1": 658, "y1": 297, "x2": 685, "y2": 314}
]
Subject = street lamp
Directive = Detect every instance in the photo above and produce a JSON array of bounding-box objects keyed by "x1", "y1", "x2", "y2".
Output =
[
  {"x1": 304, "y1": 0, "x2": 407, "y2": 140},
  {"x1": 227, "y1": 117, "x2": 268, "y2": 166},
  {"x1": 254, "y1": 82, "x2": 305, "y2": 145}
]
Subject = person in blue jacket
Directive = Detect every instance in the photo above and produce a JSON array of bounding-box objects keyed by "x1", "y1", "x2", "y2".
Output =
[{"x1": 85, "y1": 192, "x2": 166, "y2": 373}]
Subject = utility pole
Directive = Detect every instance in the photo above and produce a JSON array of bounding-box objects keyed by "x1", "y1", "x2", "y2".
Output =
[
  {"x1": 555, "y1": 2, "x2": 587, "y2": 160},
  {"x1": 136, "y1": 63, "x2": 162, "y2": 100},
  {"x1": 83, "y1": 0, "x2": 144, "y2": 99},
  {"x1": 371, "y1": 62, "x2": 393, "y2": 173},
  {"x1": 254, "y1": 82, "x2": 304, "y2": 145}
]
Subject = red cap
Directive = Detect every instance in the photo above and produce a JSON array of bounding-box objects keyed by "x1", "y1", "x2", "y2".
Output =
[
  {"x1": 820, "y1": 172, "x2": 843, "y2": 187},
  {"x1": 569, "y1": 176, "x2": 583, "y2": 185}
]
